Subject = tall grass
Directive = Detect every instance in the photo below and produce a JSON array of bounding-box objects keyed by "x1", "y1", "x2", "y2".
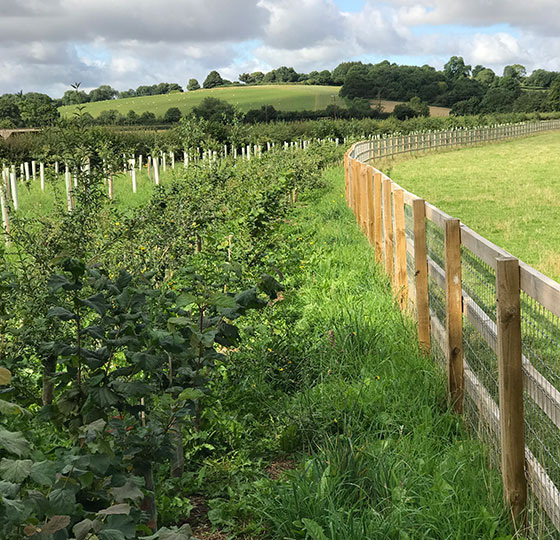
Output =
[{"x1": 220, "y1": 167, "x2": 515, "y2": 539}]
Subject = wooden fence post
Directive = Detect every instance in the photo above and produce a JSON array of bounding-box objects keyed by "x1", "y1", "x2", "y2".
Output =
[
  {"x1": 445, "y1": 218, "x2": 463, "y2": 414},
  {"x1": 360, "y1": 162, "x2": 368, "y2": 233},
  {"x1": 496, "y1": 257, "x2": 527, "y2": 525},
  {"x1": 344, "y1": 153, "x2": 350, "y2": 206},
  {"x1": 413, "y1": 199, "x2": 430, "y2": 352},
  {"x1": 365, "y1": 166, "x2": 375, "y2": 245},
  {"x1": 383, "y1": 178, "x2": 394, "y2": 281},
  {"x1": 352, "y1": 159, "x2": 359, "y2": 218},
  {"x1": 374, "y1": 172, "x2": 383, "y2": 263},
  {"x1": 393, "y1": 189, "x2": 408, "y2": 308}
]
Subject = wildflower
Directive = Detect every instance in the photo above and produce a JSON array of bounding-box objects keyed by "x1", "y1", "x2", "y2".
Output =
[
  {"x1": 104, "y1": 234, "x2": 108, "y2": 238},
  {"x1": 140, "y1": 246, "x2": 146, "y2": 251},
  {"x1": 279, "y1": 367, "x2": 284, "y2": 371},
  {"x1": 115, "y1": 222, "x2": 120, "y2": 226},
  {"x1": 376, "y1": 375, "x2": 380, "y2": 380}
]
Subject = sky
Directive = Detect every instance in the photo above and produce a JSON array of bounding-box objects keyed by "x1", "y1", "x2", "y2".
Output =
[{"x1": 1, "y1": 0, "x2": 559, "y2": 97}]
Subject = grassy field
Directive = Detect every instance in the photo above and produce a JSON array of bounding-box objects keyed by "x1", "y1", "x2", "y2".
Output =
[
  {"x1": 59, "y1": 85, "x2": 344, "y2": 118},
  {"x1": 385, "y1": 131, "x2": 560, "y2": 281}
]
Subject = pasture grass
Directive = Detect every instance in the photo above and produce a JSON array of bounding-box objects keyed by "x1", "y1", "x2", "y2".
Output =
[
  {"x1": 59, "y1": 85, "x2": 345, "y2": 118},
  {"x1": 384, "y1": 131, "x2": 560, "y2": 281},
  {"x1": 199, "y1": 166, "x2": 514, "y2": 538}
]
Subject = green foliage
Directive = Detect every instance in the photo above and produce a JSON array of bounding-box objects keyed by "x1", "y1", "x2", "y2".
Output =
[
  {"x1": 186, "y1": 79, "x2": 200, "y2": 92},
  {"x1": 203, "y1": 70, "x2": 224, "y2": 89}
]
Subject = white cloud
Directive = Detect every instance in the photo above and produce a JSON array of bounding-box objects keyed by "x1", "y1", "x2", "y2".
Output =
[{"x1": 0, "y1": 0, "x2": 559, "y2": 97}]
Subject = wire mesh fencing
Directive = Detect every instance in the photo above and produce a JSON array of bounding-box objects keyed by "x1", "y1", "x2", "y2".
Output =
[{"x1": 345, "y1": 122, "x2": 560, "y2": 537}]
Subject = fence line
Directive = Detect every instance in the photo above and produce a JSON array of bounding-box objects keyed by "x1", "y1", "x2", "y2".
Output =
[{"x1": 345, "y1": 119, "x2": 560, "y2": 537}]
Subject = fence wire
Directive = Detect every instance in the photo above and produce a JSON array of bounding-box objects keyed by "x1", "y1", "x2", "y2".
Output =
[{"x1": 521, "y1": 293, "x2": 560, "y2": 538}]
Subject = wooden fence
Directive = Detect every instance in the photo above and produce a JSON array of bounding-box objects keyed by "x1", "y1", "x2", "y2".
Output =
[{"x1": 345, "y1": 119, "x2": 560, "y2": 536}]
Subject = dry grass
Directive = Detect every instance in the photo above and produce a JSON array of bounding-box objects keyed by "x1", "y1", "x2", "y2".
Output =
[{"x1": 371, "y1": 99, "x2": 451, "y2": 117}]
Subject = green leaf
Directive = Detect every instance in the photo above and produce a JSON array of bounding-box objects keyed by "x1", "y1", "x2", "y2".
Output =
[
  {"x1": 48, "y1": 487, "x2": 76, "y2": 514},
  {"x1": 91, "y1": 387, "x2": 120, "y2": 407},
  {"x1": 0, "y1": 399, "x2": 28, "y2": 416},
  {"x1": 301, "y1": 518, "x2": 329, "y2": 540},
  {"x1": 109, "y1": 479, "x2": 144, "y2": 503},
  {"x1": 0, "y1": 428, "x2": 30, "y2": 457},
  {"x1": 168, "y1": 317, "x2": 192, "y2": 327},
  {"x1": 73, "y1": 519, "x2": 94, "y2": 540},
  {"x1": 98, "y1": 529, "x2": 126, "y2": 540},
  {"x1": 259, "y1": 273, "x2": 284, "y2": 300},
  {"x1": 47, "y1": 306, "x2": 76, "y2": 321},
  {"x1": 234, "y1": 288, "x2": 266, "y2": 310},
  {"x1": 47, "y1": 273, "x2": 71, "y2": 292},
  {"x1": 0, "y1": 458, "x2": 33, "y2": 482},
  {"x1": 0, "y1": 367, "x2": 11, "y2": 385},
  {"x1": 43, "y1": 515, "x2": 71, "y2": 534},
  {"x1": 175, "y1": 293, "x2": 196, "y2": 308},
  {"x1": 98, "y1": 503, "x2": 131, "y2": 516},
  {"x1": 179, "y1": 388, "x2": 205, "y2": 402},
  {"x1": 2, "y1": 497, "x2": 29, "y2": 522},
  {"x1": 30, "y1": 460, "x2": 57, "y2": 486},
  {"x1": 79, "y1": 292, "x2": 108, "y2": 316},
  {"x1": 208, "y1": 292, "x2": 237, "y2": 308},
  {"x1": 0, "y1": 480, "x2": 19, "y2": 498}
]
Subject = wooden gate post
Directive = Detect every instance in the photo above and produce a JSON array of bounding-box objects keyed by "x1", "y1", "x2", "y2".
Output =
[
  {"x1": 445, "y1": 218, "x2": 463, "y2": 414},
  {"x1": 496, "y1": 257, "x2": 527, "y2": 526},
  {"x1": 413, "y1": 199, "x2": 430, "y2": 352}
]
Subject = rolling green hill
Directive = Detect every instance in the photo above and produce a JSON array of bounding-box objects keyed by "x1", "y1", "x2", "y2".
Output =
[{"x1": 59, "y1": 85, "x2": 344, "y2": 118}]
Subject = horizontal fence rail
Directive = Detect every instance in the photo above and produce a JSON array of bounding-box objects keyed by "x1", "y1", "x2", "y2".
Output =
[{"x1": 345, "y1": 119, "x2": 560, "y2": 537}]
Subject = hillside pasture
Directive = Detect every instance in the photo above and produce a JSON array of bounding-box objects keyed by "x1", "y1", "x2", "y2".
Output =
[
  {"x1": 385, "y1": 131, "x2": 560, "y2": 280},
  {"x1": 59, "y1": 85, "x2": 344, "y2": 118}
]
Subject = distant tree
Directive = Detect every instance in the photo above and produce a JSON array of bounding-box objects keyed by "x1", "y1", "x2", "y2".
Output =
[
  {"x1": 308, "y1": 70, "x2": 333, "y2": 85},
  {"x1": 126, "y1": 110, "x2": 139, "y2": 124},
  {"x1": 450, "y1": 97, "x2": 481, "y2": 116},
  {"x1": 512, "y1": 92, "x2": 547, "y2": 112},
  {"x1": 136, "y1": 85, "x2": 154, "y2": 97},
  {"x1": 61, "y1": 89, "x2": 90, "y2": 105},
  {"x1": 168, "y1": 83, "x2": 183, "y2": 93},
  {"x1": 475, "y1": 68, "x2": 496, "y2": 86},
  {"x1": 139, "y1": 111, "x2": 157, "y2": 124},
  {"x1": 155, "y1": 82, "x2": 170, "y2": 95},
  {"x1": 0, "y1": 94, "x2": 23, "y2": 126},
  {"x1": 472, "y1": 65, "x2": 486, "y2": 78},
  {"x1": 191, "y1": 97, "x2": 235, "y2": 122},
  {"x1": 163, "y1": 107, "x2": 182, "y2": 123},
  {"x1": 339, "y1": 64, "x2": 370, "y2": 99},
  {"x1": 444, "y1": 56, "x2": 471, "y2": 80},
  {"x1": 97, "y1": 109, "x2": 119, "y2": 125},
  {"x1": 89, "y1": 85, "x2": 119, "y2": 102},
  {"x1": 526, "y1": 69, "x2": 559, "y2": 88},
  {"x1": 244, "y1": 104, "x2": 278, "y2": 123},
  {"x1": 119, "y1": 89, "x2": 137, "y2": 99},
  {"x1": 545, "y1": 77, "x2": 560, "y2": 111},
  {"x1": 19, "y1": 92, "x2": 59, "y2": 126},
  {"x1": 239, "y1": 71, "x2": 265, "y2": 84},
  {"x1": 187, "y1": 79, "x2": 201, "y2": 91},
  {"x1": 503, "y1": 64, "x2": 527, "y2": 81},
  {"x1": 203, "y1": 70, "x2": 224, "y2": 89},
  {"x1": 263, "y1": 66, "x2": 300, "y2": 83},
  {"x1": 392, "y1": 97, "x2": 429, "y2": 119},
  {"x1": 332, "y1": 61, "x2": 363, "y2": 85}
]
